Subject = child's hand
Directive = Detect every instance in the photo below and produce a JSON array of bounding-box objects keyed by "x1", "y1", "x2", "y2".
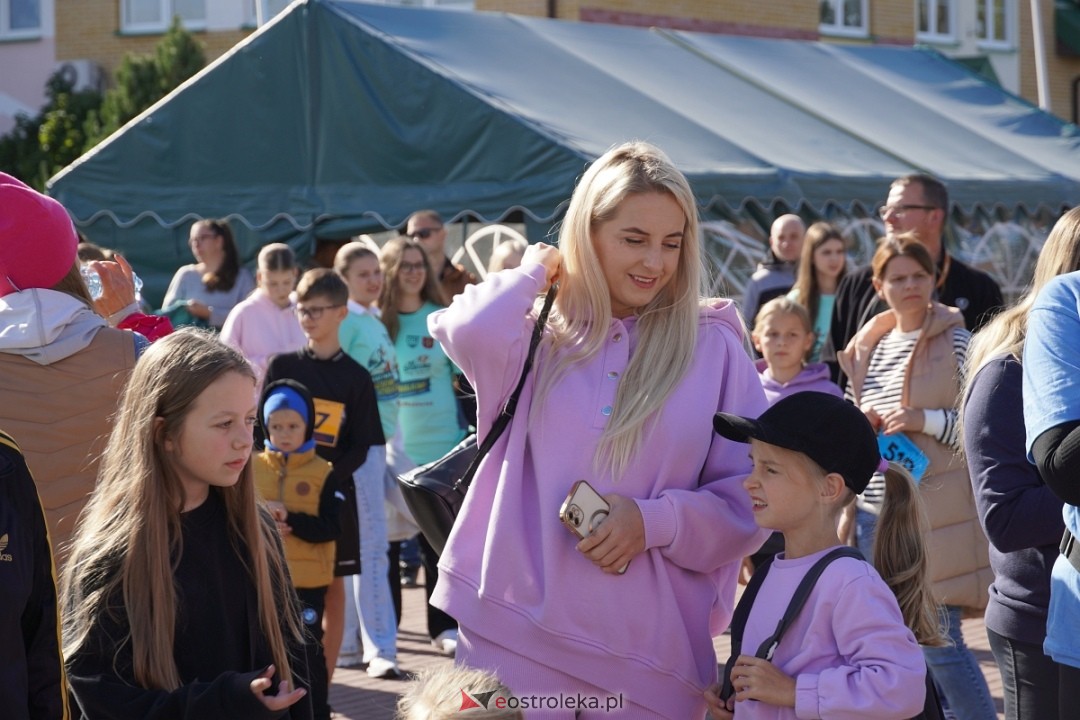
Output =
[
  {"x1": 879, "y1": 406, "x2": 925, "y2": 435},
  {"x1": 703, "y1": 683, "x2": 735, "y2": 719},
  {"x1": 249, "y1": 664, "x2": 306, "y2": 711},
  {"x1": 729, "y1": 655, "x2": 796, "y2": 708}
]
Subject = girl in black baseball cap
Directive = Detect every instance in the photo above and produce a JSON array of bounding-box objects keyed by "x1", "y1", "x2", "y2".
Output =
[{"x1": 705, "y1": 392, "x2": 942, "y2": 719}]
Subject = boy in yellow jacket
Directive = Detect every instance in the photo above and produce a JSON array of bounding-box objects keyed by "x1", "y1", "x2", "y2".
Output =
[{"x1": 255, "y1": 379, "x2": 341, "y2": 720}]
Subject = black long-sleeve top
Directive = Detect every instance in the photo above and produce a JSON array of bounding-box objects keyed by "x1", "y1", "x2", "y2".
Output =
[
  {"x1": 0, "y1": 430, "x2": 68, "y2": 720},
  {"x1": 66, "y1": 491, "x2": 313, "y2": 720}
]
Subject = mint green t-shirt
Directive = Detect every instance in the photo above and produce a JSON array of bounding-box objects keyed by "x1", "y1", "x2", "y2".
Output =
[
  {"x1": 395, "y1": 302, "x2": 467, "y2": 465},
  {"x1": 340, "y1": 310, "x2": 399, "y2": 441},
  {"x1": 787, "y1": 288, "x2": 835, "y2": 362}
]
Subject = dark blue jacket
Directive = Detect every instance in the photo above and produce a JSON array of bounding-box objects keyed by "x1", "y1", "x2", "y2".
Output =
[{"x1": 963, "y1": 354, "x2": 1063, "y2": 644}]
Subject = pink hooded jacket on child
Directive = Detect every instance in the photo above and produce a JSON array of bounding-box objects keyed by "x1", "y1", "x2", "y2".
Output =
[{"x1": 755, "y1": 359, "x2": 843, "y2": 406}]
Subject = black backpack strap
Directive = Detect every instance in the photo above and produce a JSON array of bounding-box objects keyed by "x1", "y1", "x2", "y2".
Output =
[
  {"x1": 719, "y1": 556, "x2": 774, "y2": 701},
  {"x1": 720, "y1": 547, "x2": 865, "y2": 701},
  {"x1": 754, "y1": 547, "x2": 865, "y2": 661},
  {"x1": 454, "y1": 287, "x2": 556, "y2": 493}
]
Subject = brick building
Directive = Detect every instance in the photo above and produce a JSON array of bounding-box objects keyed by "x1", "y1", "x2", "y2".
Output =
[{"x1": 2, "y1": 1, "x2": 1078, "y2": 137}]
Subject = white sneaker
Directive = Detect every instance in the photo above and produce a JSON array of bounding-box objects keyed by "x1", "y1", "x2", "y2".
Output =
[
  {"x1": 366, "y1": 657, "x2": 403, "y2": 680},
  {"x1": 432, "y1": 629, "x2": 458, "y2": 656},
  {"x1": 335, "y1": 650, "x2": 363, "y2": 669}
]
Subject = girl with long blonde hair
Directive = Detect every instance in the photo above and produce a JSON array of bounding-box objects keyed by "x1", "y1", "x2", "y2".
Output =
[
  {"x1": 960, "y1": 206, "x2": 1080, "y2": 720},
  {"x1": 62, "y1": 329, "x2": 311, "y2": 719},
  {"x1": 427, "y1": 141, "x2": 769, "y2": 717}
]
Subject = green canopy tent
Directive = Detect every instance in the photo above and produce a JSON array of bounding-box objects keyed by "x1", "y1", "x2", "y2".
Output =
[{"x1": 49, "y1": 0, "x2": 1080, "y2": 304}]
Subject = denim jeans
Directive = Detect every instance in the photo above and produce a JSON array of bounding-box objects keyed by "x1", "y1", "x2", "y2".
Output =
[
  {"x1": 923, "y1": 605, "x2": 997, "y2": 720},
  {"x1": 341, "y1": 445, "x2": 397, "y2": 662}
]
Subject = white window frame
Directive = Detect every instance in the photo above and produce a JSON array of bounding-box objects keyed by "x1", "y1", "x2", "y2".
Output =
[
  {"x1": 245, "y1": 0, "x2": 293, "y2": 27},
  {"x1": 1, "y1": 0, "x2": 42, "y2": 40},
  {"x1": 976, "y1": 0, "x2": 1015, "y2": 50},
  {"x1": 819, "y1": 0, "x2": 870, "y2": 39},
  {"x1": 366, "y1": 0, "x2": 474, "y2": 8},
  {"x1": 916, "y1": 0, "x2": 956, "y2": 43},
  {"x1": 121, "y1": 0, "x2": 206, "y2": 35}
]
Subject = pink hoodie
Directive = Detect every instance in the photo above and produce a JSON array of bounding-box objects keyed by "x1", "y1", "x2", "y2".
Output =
[
  {"x1": 429, "y1": 263, "x2": 769, "y2": 718},
  {"x1": 755, "y1": 359, "x2": 843, "y2": 407}
]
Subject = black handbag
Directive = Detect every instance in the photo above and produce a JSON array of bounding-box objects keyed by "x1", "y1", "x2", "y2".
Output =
[{"x1": 396, "y1": 288, "x2": 555, "y2": 555}]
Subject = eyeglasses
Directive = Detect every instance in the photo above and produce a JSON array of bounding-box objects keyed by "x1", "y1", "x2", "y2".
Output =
[
  {"x1": 294, "y1": 304, "x2": 342, "y2": 320},
  {"x1": 408, "y1": 227, "x2": 440, "y2": 240},
  {"x1": 877, "y1": 204, "x2": 938, "y2": 220},
  {"x1": 399, "y1": 261, "x2": 426, "y2": 273}
]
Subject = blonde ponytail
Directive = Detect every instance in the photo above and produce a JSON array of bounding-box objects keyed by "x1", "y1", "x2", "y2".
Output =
[{"x1": 872, "y1": 463, "x2": 944, "y2": 646}]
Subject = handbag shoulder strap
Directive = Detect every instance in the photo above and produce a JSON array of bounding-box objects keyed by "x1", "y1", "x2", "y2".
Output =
[
  {"x1": 454, "y1": 286, "x2": 556, "y2": 492},
  {"x1": 720, "y1": 546, "x2": 864, "y2": 700},
  {"x1": 754, "y1": 546, "x2": 864, "y2": 661},
  {"x1": 719, "y1": 555, "x2": 773, "y2": 700}
]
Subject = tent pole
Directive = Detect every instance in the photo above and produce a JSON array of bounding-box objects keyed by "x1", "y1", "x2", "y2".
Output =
[{"x1": 1029, "y1": 0, "x2": 1051, "y2": 111}]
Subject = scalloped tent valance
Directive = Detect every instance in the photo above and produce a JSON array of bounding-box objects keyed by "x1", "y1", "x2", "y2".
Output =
[{"x1": 48, "y1": 0, "x2": 1080, "y2": 303}]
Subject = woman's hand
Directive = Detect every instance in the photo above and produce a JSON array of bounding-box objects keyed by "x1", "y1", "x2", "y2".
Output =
[
  {"x1": 861, "y1": 405, "x2": 883, "y2": 432},
  {"x1": 89, "y1": 255, "x2": 137, "y2": 319},
  {"x1": 249, "y1": 664, "x2": 306, "y2": 711},
  {"x1": 187, "y1": 299, "x2": 212, "y2": 320},
  {"x1": 522, "y1": 242, "x2": 561, "y2": 291},
  {"x1": 577, "y1": 494, "x2": 645, "y2": 574},
  {"x1": 703, "y1": 684, "x2": 735, "y2": 719},
  {"x1": 879, "y1": 406, "x2": 925, "y2": 435},
  {"x1": 728, "y1": 655, "x2": 796, "y2": 707}
]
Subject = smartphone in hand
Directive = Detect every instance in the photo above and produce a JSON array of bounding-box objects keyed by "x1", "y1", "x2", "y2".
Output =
[{"x1": 559, "y1": 480, "x2": 628, "y2": 573}]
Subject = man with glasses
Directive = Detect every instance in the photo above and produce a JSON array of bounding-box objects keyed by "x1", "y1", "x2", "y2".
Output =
[
  {"x1": 405, "y1": 209, "x2": 476, "y2": 301},
  {"x1": 827, "y1": 174, "x2": 1003, "y2": 388}
]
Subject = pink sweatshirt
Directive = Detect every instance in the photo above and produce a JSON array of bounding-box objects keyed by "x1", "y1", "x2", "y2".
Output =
[
  {"x1": 220, "y1": 289, "x2": 306, "y2": 386},
  {"x1": 736, "y1": 547, "x2": 926, "y2": 720},
  {"x1": 755, "y1": 360, "x2": 843, "y2": 407},
  {"x1": 429, "y1": 263, "x2": 769, "y2": 718}
]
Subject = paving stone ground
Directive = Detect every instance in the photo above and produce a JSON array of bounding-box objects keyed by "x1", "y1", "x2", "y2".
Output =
[{"x1": 329, "y1": 575, "x2": 1004, "y2": 719}]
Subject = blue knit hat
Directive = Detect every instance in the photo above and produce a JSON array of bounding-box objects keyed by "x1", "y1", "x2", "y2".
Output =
[{"x1": 263, "y1": 385, "x2": 309, "y2": 426}]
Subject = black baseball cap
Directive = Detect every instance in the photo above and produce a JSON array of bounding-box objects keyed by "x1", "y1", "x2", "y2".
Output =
[{"x1": 713, "y1": 392, "x2": 881, "y2": 494}]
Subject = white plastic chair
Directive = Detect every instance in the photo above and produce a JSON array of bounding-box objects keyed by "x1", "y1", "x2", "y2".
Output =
[{"x1": 452, "y1": 224, "x2": 529, "y2": 280}]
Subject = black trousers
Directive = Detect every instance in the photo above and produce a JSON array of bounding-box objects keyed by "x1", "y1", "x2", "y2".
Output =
[
  {"x1": 987, "y1": 626, "x2": 1072, "y2": 720},
  {"x1": 418, "y1": 533, "x2": 457, "y2": 639},
  {"x1": 295, "y1": 586, "x2": 330, "y2": 720}
]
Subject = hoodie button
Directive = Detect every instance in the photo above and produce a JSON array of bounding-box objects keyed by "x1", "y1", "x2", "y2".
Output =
[
  {"x1": 601, "y1": 406, "x2": 612, "y2": 416},
  {"x1": 612, "y1": 333, "x2": 623, "y2": 343},
  {"x1": 607, "y1": 371, "x2": 618, "y2": 379}
]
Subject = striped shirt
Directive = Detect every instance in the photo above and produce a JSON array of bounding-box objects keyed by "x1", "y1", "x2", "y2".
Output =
[{"x1": 845, "y1": 325, "x2": 970, "y2": 507}]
